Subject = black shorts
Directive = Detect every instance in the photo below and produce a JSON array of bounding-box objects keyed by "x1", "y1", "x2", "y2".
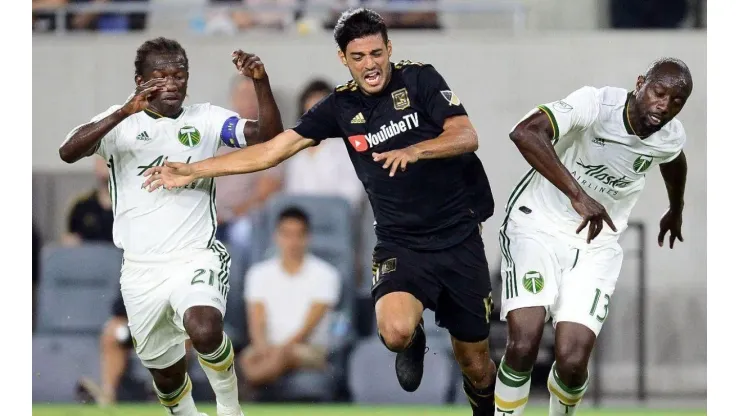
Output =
[{"x1": 370, "y1": 229, "x2": 494, "y2": 343}]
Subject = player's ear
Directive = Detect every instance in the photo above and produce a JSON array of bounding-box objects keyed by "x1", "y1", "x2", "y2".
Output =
[
  {"x1": 135, "y1": 75, "x2": 143, "y2": 86},
  {"x1": 635, "y1": 75, "x2": 645, "y2": 92},
  {"x1": 387, "y1": 39, "x2": 393, "y2": 58},
  {"x1": 337, "y1": 48, "x2": 347, "y2": 67}
]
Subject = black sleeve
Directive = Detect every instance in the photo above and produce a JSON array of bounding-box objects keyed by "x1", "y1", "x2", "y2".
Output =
[
  {"x1": 292, "y1": 93, "x2": 343, "y2": 142},
  {"x1": 414, "y1": 65, "x2": 468, "y2": 127}
]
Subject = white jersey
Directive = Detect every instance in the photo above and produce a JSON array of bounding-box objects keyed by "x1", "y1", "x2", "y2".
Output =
[
  {"x1": 62, "y1": 103, "x2": 250, "y2": 259},
  {"x1": 505, "y1": 86, "x2": 686, "y2": 248}
]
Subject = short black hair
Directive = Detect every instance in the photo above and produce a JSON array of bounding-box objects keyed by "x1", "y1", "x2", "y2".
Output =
[
  {"x1": 298, "y1": 79, "x2": 333, "y2": 116},
  {"x1": 333, "y1": 8, "x2": 388, "y2": 53},
  {"x1": 277, "y1": 206, "x2": 310, "y2": 230},
  {"x1": 644, "y1": 57, "x2": 692, "y2": 89},
  {"x1": 134, "y1": 37, "x2": 189, "y2": 77}
]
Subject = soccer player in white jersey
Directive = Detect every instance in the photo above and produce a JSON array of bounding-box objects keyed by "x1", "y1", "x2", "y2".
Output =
[
  {"x1": 492, "y1": 58, "x2": 692, "y2": 416},
  {"x1": 59, "y1": 38, "x2": 284, "y2": 416}
]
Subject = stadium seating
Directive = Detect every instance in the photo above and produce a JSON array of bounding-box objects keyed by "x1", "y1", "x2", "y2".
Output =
[
  {"x1": 32, "y1": 333, "x2": 100, "y2": 402},
  {"x1": 348, "y1": 336, "x2": 457, "y2": 404},
  {"x1": 37, "y1": 243, "x2": 123, "y2": 334}
]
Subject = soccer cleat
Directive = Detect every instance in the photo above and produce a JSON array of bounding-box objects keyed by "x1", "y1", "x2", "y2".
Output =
[
  {"x1": 395, "y1": 319, "x2": 427, "y2": 392},
  {"x1": 216, "y1": 403, "x2": 244, "y2": 416}
]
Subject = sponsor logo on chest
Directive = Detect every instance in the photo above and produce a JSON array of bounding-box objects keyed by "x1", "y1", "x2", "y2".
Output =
[{"x1": 347, "y1": 112, "x2": 420, "y2": 152}]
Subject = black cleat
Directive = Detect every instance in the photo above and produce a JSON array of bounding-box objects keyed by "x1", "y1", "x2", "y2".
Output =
[{"x1": 395, "y1": 320, "x2": 427, "y2": 392}]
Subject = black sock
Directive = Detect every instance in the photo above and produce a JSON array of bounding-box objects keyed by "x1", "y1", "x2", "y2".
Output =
[{"x1": 463, "y1": 372, "x2": 496, "y2": 415}]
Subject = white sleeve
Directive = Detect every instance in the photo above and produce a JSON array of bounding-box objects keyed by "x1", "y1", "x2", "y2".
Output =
[
  {"x1": 61, "y1": 105, "x2": 123, "y2": 160},
  {"x1": 311, "y1": 264, "x2": 341, "y2": 307},
  {"x1": 530, "y1": 86, "x2": 600, "y2": 141},
  {"x1": 209, "y1": 104, "x2": 252, "y2": 149}
]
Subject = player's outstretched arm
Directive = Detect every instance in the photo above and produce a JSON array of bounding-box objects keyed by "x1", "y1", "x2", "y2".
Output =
[
  {"x1": 59, "y1": 78, "x2": 168, "y2": 163},
  {"x1": 231, "y1": 50, "x2": 284, "y2": 144},
  {"x1": 372, "y1": 115, "x2": 477, "y2": 177},
  {"x1": 658, "y1": 151, "x2": 687, "y2": 248},
  {"x1": 143, "y1": 129, "x2": 314, "y2": 191},
  {"x1": 510, "y1": 110, "x2": 616, "y2": 242}
]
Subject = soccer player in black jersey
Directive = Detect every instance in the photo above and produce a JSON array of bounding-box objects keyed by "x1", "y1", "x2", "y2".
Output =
[{"x1": 143, "y1": 9, "x2": 498, "y2": 414}]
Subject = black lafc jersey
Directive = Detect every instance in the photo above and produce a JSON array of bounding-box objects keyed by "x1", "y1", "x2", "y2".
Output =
[{"x1": 293, "y1": 60, "x2": 494, "y2": 250}]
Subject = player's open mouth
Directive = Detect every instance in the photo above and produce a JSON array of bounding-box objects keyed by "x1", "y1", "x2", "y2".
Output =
[
  {"x1": 364, "y1": 70, "x2": 381, "y2": 87},
  {"x1": 647, "y1": 113, "x2": 662, "y2": 125}
]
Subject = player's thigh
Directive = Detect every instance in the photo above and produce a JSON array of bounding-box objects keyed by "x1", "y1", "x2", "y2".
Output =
[
  {"x1": 498, "y1": 223, "x2": 562, "y2": 321},
  {"x1": 435, "y1": 231, "x2": 493, "y2": 343},
  {"x1": 370, "y1": 240, "x2": 441, "y2": 317},
  {"x1": 552, "y1": 243, "x2": 624, "y2": 337},
  {"x1": 120, "y1": 261, "x2": 188, "y2": 369},
  {"x1": 170, "y1": 243, "x2": 232, "y2": 332}
]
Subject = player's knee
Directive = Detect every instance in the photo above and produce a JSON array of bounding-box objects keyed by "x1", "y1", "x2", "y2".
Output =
[
  {"x1": 377, "y1": 319, "x2": 416, "y2": 352},
  {"x1": 505, "y1": 326, "x2": 542, "y2": 371},
  {"x1": 554, "y1": 339, "x2": 591, "y2": 381},
  {"x1": 183, "y1": 306, "x2": 224, "y2": 354}
]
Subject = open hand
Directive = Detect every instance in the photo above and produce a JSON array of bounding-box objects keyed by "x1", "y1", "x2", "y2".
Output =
[
  {"x1": 232, "y1": 50, "x2": 266, "y2": 80},
  {"x1": 372, "y1": 146, "x2": 420, "y2": 177},
  {"x1": 121, "y1": 78, "x2": 169, "y2": 115},
  {"x1": 570, "y1": 192, "x2": 617, "y2": 243},
  {"x1": 658, "y1": 209, "x2": 684, "y2": 249},
  {"x1": 142, "y1": 161, "x2": 197, "y2": 191}
]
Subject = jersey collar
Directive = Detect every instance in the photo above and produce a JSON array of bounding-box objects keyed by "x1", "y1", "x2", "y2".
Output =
[
  {"x1": 144, "y1": 107, "x2": 184, "y2": 120},
  {"x1": 622, "y1": 91, "x2": 637, "y2": 136}
]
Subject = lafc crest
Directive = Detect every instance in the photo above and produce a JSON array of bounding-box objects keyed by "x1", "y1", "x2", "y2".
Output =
[{"x1": 392, "y1": 88, "x2": 411, "y2": 110}]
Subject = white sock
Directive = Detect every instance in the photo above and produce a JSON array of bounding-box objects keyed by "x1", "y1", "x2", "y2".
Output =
[
  {"x1": 154, "y1": 373, "x2": 201, "y2": 416},
  {"x1": 548, "y1": 363, "x2": 589, "y2": 416},
  {"x1": 197, "y1": 332, "x2": 241, "y2": 414},
  {"x1": 493, "y1": 358, "x2": 532, "y2": 415}
]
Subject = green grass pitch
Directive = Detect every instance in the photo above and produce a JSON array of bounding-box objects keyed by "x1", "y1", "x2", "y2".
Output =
[{"x1": 31, "y1": 404, "x2": 707, "y2": 416}]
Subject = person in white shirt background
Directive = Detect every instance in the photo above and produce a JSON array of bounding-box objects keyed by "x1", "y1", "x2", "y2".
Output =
[
  {"x1": 281, "y1": 79, "x2": 365, "y2": 211},
  {"x1": 239, "y1": 206, "x2": 341, "y2": 388}
]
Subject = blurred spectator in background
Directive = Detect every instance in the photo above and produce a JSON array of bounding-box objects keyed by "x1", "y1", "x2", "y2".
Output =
[
  {"x1": 610, "y1": 0, "x2": 688, "y2": 29},
  {"x1": 33, "y1": 0, "x2": 149, "y2": 33},
  {"x1": 282, "y1": 79, "x2": 366, "y2": 211},
  {"x1": 215, "y1": 77, "x2": 283, "y2": 263},
  {"x1": 62, "y1": 156, "x2": 113, "y2": 246},
  {"x1": 325, "y1": 0, "x2": 440, "y2": 30},
  {"x1": 206, "y1": 0, "x2": 297, "y2": 33},
  {"x1": 239, "y1": 207, "x2": 340, "y2": 389}
]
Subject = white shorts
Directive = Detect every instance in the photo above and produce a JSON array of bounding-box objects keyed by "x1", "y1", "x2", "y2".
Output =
[
  {"x1": 498, "y1": 219, "x2": 623, "y2": 336},
  {"x1": 120, "y1": 242, "x2": 231, "y2": 369}
]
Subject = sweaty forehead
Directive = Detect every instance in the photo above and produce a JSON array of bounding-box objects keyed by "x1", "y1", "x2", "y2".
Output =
[{"x1": 144, "y1": 53, "x2": 187, "y2": 73}]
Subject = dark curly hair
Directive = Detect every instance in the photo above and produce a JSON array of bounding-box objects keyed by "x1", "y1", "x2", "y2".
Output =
[
  {"x1": 134, "y1": 37, "x2": 189, "y2": 77},
  {"x1": 333, "y1": 8, "x2": 388, "y2": 53}
]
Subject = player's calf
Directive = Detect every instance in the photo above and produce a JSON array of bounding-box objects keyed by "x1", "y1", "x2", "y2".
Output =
[
  {"x1": 149, "y1": 358, "x2": 201, "y2": 415},
  {"x1": 375, "y1": 292, "x2": 426, "y2": 392},
  {"x1": 547, "y1": 322, "x2": 596, "y2": 416},
  {"x1": 184, "y1": 306, "x2": 242, "y2": 416},
  {"x1": 451, "y1": 337, "x2": 497, "y2": 416},
  {"x1": 494, "y1": 307, "x2": 546, "y2": 416}
]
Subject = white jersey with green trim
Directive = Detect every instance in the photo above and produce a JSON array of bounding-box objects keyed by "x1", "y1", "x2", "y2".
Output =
[
  {"x1": 503, "y1": 86, "x2": 686, "y2": 249},
  {"x1": 62, "y1": 103, "x2": 249, "y2": 258}
]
